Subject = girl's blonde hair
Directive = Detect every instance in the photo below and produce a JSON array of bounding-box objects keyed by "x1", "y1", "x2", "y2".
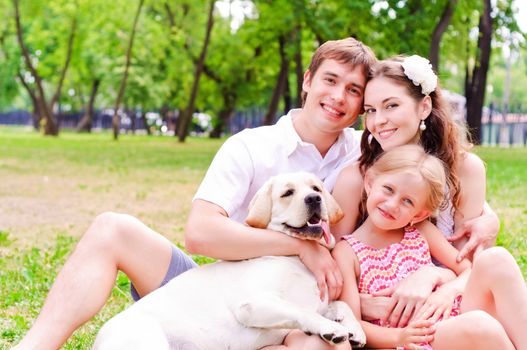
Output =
[
  {"x1": 366, "y1": 145, "x2": 447, "y2": 214},
  {"x1": 359, "y1": 56, "x2": 468, "y2": 212}
]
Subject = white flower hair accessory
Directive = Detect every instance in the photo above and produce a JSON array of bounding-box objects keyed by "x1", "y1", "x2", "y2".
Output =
[{"x1": 401, "y1": 55, "x2": 438, "y2": 95}]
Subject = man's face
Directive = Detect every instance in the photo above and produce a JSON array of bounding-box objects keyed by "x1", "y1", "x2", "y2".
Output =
[{"x1": 302, "y1": 59, "x2": 366, "y2": 135}]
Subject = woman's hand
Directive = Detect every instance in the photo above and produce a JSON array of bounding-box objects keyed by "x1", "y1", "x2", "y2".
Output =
[
  {"x1": 448, "y1": 203, "x2": 499, "y2": 262},
  {"x1": 396, "y1": 320, "x2": 436, "y2": 350},
  {"x1": 412, "y1": 284, "x2": 459, "y2": 323},
  {"x1": 298, "y1": 240, "x2": 343, "y2": 301},
  {"x1": 373, "y1": 266, "x2": 441, "y2": 328}
]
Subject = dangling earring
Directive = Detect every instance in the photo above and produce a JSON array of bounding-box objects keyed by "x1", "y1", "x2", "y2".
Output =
[
  {"x1": 368, "y1": 133, "x2": 373, "y2": 144},
  {"x1": 419, "y1": 119, "x2": 426, "y2": 131}
]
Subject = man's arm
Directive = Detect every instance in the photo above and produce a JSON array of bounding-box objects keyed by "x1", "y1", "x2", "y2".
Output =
[{"x1": 185, "y1": 200, "x2": 343, "y2": 300}]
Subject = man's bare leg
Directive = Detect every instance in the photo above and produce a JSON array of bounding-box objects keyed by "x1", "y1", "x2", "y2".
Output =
[{"x1": 13, "y1": 212, "x2": 175, "y2": 350}]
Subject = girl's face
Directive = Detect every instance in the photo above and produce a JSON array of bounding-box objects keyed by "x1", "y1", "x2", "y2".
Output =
[
  {"x1": 363, "y1": 77, "x2": 431, "y2": 151},
  {"x1": 365, "y1": 171, "x2": 430, "y2": 231}
]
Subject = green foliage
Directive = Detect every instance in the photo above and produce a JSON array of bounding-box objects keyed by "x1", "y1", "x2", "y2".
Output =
[
  {"x1": 0, "y1": 230, "x2": 13, "y2": 247},
  {"x1": 0, "y1": 1, "x2": 525, "y2": 127}
]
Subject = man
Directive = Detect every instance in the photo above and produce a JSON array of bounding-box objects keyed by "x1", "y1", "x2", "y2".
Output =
[{"x1": 14, "y1": 38, "x2": 497, "y2": 349}]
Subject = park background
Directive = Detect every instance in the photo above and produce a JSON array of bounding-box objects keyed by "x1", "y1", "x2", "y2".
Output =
[{"x1": 1, "y1": 0, "x2": 526, "y2": 348}]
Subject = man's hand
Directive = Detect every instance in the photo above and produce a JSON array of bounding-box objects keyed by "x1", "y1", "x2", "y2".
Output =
[
  {"x1": 298, "y1": 240, "x2": 342, "y2": 301},
  {"x1": 448, "y1": 204, "x2": 499, "y2": 262}
]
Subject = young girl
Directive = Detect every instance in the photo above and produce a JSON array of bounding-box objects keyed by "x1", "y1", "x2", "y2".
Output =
[{"x1": 332, "y1": 145, "x2": 527, "y2": 350}]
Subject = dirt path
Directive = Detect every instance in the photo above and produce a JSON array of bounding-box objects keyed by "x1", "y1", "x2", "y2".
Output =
[{"x1": 0, "y1": 165, "x2": 202, "y2": 249}]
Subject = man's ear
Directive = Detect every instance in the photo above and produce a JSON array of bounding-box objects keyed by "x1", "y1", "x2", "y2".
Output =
[
  {"x1": 302, "y1": 69, "x2": 312, "y2": 92},
  {"x1": 245, "y1": 180, "x2": 273, "y2": 229},
  {"x1": 411, "y1": 209, "x2": 431, "y2": 225},
  {"x1": 421, "y1": 95, "x2": 432, "y2": 120}
]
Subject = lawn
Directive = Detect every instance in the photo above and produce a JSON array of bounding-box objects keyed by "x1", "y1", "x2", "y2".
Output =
[{"x1": 0, "y1": 126, "x2": 526, "y2": 349}]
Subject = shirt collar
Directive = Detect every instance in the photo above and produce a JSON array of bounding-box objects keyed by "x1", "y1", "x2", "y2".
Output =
[
  {"x1": 277, "y1": 109, "x2": 303, "y2": 156},
  {"x1": 278, "y1": 109, "x2": 351, "y2": 159}
]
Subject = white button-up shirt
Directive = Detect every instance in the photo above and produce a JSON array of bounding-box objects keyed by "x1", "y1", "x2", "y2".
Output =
[{"x1": 194, "y1": 109, "x2": 362, "y2": 223}]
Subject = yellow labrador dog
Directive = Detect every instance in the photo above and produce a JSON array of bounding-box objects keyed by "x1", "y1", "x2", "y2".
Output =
[{"x1": 93, "y1": 172, "x2": 365, "y2": 350}]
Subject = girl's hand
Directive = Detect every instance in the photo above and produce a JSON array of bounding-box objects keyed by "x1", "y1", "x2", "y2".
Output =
[
  {"x1": 413, "y1": 284, "x2": 459, "y2": 323},
  {"x1": 397, "y1": 319, "x2": 436, "y2": 350}
]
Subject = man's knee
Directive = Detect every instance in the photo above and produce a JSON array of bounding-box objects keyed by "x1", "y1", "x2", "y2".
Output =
[{"x1": 82, "y1": 212, "x2": 136, "y2": 249}]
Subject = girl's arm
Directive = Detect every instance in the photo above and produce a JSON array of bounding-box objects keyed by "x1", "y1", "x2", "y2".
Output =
[
  {"x1": 359, "y1": 319, "x2": 435, "y2": 350},
  {"x1": 331, "y1": 163, "x2": 363, "y2": 241},
  {"x1": 413, "y1": 220, "x2": 472, "y2": 321},
  {"x1": 332, "y1": 241, "x2": 361, "y2": 318}
]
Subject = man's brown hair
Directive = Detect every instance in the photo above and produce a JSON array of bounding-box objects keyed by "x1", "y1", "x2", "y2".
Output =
[{"x1": 302, "y1": 37, "x2": 377, "y2": 105}]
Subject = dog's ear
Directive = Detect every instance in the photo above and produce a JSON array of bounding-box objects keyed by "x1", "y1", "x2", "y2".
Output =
[
  {"x1": 321, "y1": 186, "x2": 344, "y2": 225},
  {"x1": 245, "y1": 179, "x2": 273, "y2": 228}
]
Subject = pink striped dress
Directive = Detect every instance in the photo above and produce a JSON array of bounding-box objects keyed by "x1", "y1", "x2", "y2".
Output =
[{"x1": 343, "y1": 225, "x2": 461, "y2": 350}]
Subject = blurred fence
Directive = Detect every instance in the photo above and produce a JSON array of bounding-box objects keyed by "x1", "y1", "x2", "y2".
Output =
[
  {"x1": 1, "y1": 108, "x2": 526, "y2": 146},
  {"x1": 481, "y1": 111, "x2": 527, "y2": 147},
  {"x1": 0, "y1": 110, "x2": 146, "y2": 131}
]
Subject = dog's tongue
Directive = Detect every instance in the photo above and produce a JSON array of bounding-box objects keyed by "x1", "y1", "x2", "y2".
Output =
[{"x1": 321, "y1": 221, "x2": 331, "y2": 245}]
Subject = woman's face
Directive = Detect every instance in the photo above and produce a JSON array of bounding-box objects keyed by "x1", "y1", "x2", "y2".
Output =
[{"x1": 363, "y1": 77, "x2": 430, "y2": 151}]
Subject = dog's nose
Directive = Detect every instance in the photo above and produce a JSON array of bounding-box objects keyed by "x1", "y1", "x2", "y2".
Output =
[{"x1": 304, "y1": 193, "x2": 321, "y2": 206}]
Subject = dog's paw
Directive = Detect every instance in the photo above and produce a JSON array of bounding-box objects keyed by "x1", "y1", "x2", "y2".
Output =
[
  {"x1": 321, "y1": 332, "x2": 347, "y2": 344},
  {"x1": 347, "y1": 330, "x2": 366, "y2": 348},
  {"x1": 349, "y1": 335, "x2": 366, "y2": 348},
  {"x1": 317, "y1": 322, "x2": 349, "y2": 345}
]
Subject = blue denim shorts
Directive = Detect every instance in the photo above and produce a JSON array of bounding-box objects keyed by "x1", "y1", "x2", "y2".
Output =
[{"x1": 131, "y1": 244, "x2": 198, "y2": 301}]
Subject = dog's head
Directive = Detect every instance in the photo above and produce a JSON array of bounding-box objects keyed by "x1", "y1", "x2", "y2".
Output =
[{"x1": 245, "y1": 172, "x2": 344, "y2": 248}]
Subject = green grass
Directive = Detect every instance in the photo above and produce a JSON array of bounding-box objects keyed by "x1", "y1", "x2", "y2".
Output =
[{"x1": 0, "y1": 126, "x2": 525, "y2": 349}]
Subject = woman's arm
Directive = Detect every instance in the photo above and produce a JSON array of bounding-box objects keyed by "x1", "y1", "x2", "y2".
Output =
[
  {"x1": 331, "y1": 164, "x2": 364, "y2": 241},
  {"x1": 448, "y1": 152, "x2": 493, "y2": 261}
]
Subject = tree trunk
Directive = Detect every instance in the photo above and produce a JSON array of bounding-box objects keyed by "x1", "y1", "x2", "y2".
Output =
[
  {"x1": 112, "y1": 0, "x2": 144, "y2": 140},
  {"x1": 210, "y1": 91, "x2": 236, "y2": 138},
  {"x1": 429, "y1": 0, "x2": 457, "y2": 72},
  {"x1": 17, "y1": 71, "x2": 41, "y2": 129},
  {"x1": 465, "y1": 0, "x2": 492, "y2": 145},
  {"x1": 176, "y1": 0, "x2": 216, "y2": 142},
  {"x1": 293, "y1": 25, "x2": 303, "y2": 108},
  {"x1": 13, "y1": 0, "x2": 56, "y2": 135},
  {"x1": 263, "y1": 35, "x2": 289, "y2": 125},
  {"x1": 140, "y1": 110, "x2": 151, "y2": 135},
  {"x1": 77, "y1": 79, "x2": 100, "y2": 132},
  {"x1": 50, "y1": 17, "x2": 77, "y2": 114},
  {"x1": 283, "y1": 69, "x2": 291, "y2": 115}
]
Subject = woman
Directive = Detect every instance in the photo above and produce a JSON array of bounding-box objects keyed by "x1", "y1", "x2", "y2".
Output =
[{"x1": 266, "y1": 55, "x2": 510, "y2": 349}]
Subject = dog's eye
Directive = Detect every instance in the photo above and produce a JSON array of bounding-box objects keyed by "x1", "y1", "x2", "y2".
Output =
[
  {"x1": 281, "y1": 189, "x2": 294, "y2": 198},
  {"x1": 312, "y1": 186, "x2": 321, "y2": 193}
]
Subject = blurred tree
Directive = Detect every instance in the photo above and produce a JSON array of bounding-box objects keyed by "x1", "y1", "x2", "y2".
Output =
[
  {"x1": 111, "y1": 0, "x2": 144, "y2": 140},
  {"x1": 176, "y1": 0, "x2": 216, "y2": 142},
  {"x1": 12, "y1": 0, "x2": 77, "y2": 135},
  {"x1": 430, "y1": 0, "x2": 458, "y2": 72}
]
